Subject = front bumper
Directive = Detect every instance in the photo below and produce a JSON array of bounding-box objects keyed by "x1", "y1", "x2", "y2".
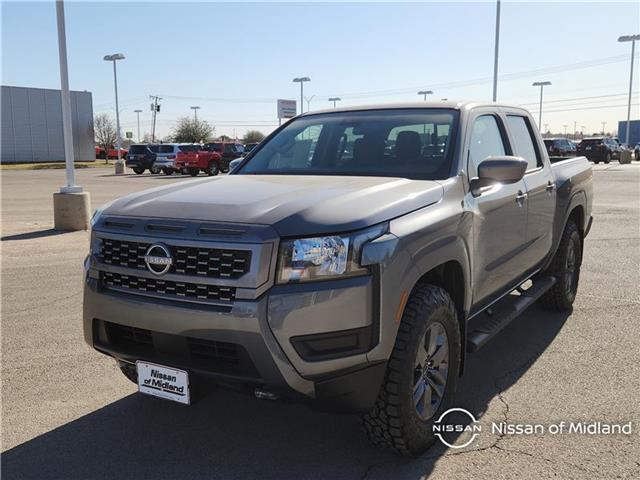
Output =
[{"x1": 83, "y1": 271, "x2": 384, "y2": 411}]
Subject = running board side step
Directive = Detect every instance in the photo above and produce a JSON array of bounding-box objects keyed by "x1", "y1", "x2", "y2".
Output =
[{"x1": 466, "y1": 276, "x2": 557, "y2": 353}]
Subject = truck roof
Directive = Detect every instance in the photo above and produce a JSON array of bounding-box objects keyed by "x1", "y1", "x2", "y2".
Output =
[{"x1": 298, "y1": 101, "x2": 531, "y2": 117}]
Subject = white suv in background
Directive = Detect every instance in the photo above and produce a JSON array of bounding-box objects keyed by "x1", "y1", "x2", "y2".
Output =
[{"x1": 150, "y1": 144, "x2": 182, "y2": 175}]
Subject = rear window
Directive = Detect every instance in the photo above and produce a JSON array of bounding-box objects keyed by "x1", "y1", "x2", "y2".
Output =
[
  {"x1": 581, "y1": 139, "x2": 602, "y2": 146},
  {"x1": 128, "y1": 145, "x2": 148, "y2": 154},
  {"x1": 207, "y1": 143, "x2": 223, "y2": 152},
  {"x1": 158, "y1": 145, "x2": 175, "y2": 153}
]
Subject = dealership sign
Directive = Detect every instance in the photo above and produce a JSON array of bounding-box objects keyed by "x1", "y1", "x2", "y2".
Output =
[{"x1": 277, "y1": 99, "x2": 297, "y2": 119}]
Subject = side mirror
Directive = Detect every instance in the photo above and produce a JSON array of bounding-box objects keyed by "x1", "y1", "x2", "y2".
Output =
[{"x1": 470, "y1": 156, "x2": 528, "y2": 195}]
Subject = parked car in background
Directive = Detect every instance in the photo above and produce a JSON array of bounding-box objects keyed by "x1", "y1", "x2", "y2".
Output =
[
  {"x1": 150, "y1": 144, "x2": 182, "y2": 175},
  {"x1": 95, "y1": 145, "x2": 128, "y2": 160},
  {"x1": 543, "y1": 138, "x2": 576, "y2": 158},
  {"x1": 126, "y1": 144, "x2": 158, "y2": 174},
  {"x1": 577, "y1": 137, "x2": 621, "y2": 164},
  {"x1": 634, "y1": 142, "x2": 640, "y2": 160},
  {"x1": 174, "y1": 144, "x2": 223, "y2": 176},
  {"x1": 204, "y1": 142, "x2": 244, "y2": 170},
  {"x1": 244, "y1": 143, "x2": 259, "y2": 154},
  {"x1": 228, "y1": 157, "x2": 243, "y2": 172}
]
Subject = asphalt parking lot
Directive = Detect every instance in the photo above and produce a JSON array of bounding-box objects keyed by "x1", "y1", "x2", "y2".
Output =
[{"x1": 1, "y1": 165, "x2": 639, "y2": 479}]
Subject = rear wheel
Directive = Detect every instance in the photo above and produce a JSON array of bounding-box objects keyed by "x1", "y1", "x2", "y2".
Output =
[
  {"x1": 539, "y1": 220, "x2": 582, "y2": 311},
  {"x1": 132, "y1": 167, "x2": 145, "y2": 175},
  {"x1": 162, "y1": 168, "x2": 173, "y2": 175},
  {"x1": 150, "y1": 165, "x2": 161, "y2": 175},
  {"x1": 363, "y1": 285, "x2": 460, "y2": 456},
  {"x1": 604, "y1": 153, "x2": 611, "y2": 164},
  {"x1": 188, "y1": 168, "x2": 199, "y2": 176},
  {"x1": 205, "y1": 161, "x2": 220, "y2": 176}
]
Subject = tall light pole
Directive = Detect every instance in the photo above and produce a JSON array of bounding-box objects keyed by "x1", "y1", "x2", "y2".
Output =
[
  {"x1": 563, "y1": 124, "x2": 568, "y2": 136},
  {"x1": 532, "y1": 81, "x2": 551, "y2": 132},
  {"x1": 418, "y1": 90, "x2": 433, "y2": 101},
  {"x1": 190, "y1": 105, "x2": 200, "y2": 121},
  {"x1": 601, "y1": 121, "x2": 607, "y2": 135},
  {"x1": 53, "y1": 0, "x2": 89, "y2": 232},
  {"x1": 492, "y1": 0, "x2": 501, "y2": 101},
  {"x1": 328, "y1": 97, "x2": 341, "y2": 108},
  {"x1": 618, "y1": 34, "x2": 640, "y2": 146},
  {"x1": 573, "y1": 121, "x2": 577, "y2": 140},
  {"x1": 304, "y1": 95, "x2": 315, "y2": 111},
  {"x1": 581, "y1": 125, "x2": 586, "y2": 139},
  {"x1": 103, "y1": 53, "x2": 125, "y2": 163},
  {"x1": 134, "y1": 109, "x2": 142, "y2": 142},
  {"x1": 292, "y1": 77, "x2": 310, "y2": 115},
  {"x1": 544, "y1": 123, "x2": 549, "y2": 133}
]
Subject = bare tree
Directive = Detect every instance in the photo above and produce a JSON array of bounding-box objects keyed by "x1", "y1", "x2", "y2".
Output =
[
  {"x1": 170, "y1": 117, "x2": 214, "y2": 143},
  {"x1": 94, "y1": 114, "x2": 117, "y2": 163}
]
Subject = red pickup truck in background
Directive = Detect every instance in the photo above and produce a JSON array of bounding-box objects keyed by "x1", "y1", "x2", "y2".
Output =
[
  {"x1": 174, "y1": 144, "x2": 223, "y2": 176},
  {"x1": 95, "y1": 146, "x2": 128, "y2": 160}
]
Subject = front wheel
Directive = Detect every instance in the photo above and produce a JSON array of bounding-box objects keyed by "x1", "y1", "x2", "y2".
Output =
[
  {"x1": 188, "y1": 168, "x2": 199, "y2": 176},
  {"x1": 539, "y1": 220, "x2": 582, "y2": 311},
  {"x1": 604, "y1": 153, "x2": 611, "y2": 164},
  {"x1": 150, "y1": 165, "x2": 161, "y2": 174},
  {"x1": 132, "y1": 167, "x2": 145, "y2": 175},
  {"x1": 363, "y1": 285, "x2": 460, "y2": 456},
  {"x1": 162, "y1": 168, "x2": 173, "y2": 175}
]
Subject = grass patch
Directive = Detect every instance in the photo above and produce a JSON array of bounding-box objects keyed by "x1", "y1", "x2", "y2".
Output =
[{"x1": 1, "y1": 161, "x2": 113, "y2": 170}]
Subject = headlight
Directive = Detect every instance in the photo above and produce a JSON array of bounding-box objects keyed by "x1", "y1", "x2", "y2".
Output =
[{"x1": 276, "y1": 224, "x2": 387, "y2": 284}]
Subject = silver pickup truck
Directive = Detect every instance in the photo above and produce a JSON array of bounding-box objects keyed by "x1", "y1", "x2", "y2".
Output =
[{"x1": 84, "y1": 102, "x2": 593, "y2": 455}]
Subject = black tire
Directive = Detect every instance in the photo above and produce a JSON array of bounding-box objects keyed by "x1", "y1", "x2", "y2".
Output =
[
  {"x1": 162, "y1": 168, "x2": 173, "y2": 175},
  {"x1": 150, "y1": 165, "x2": 161, "y2": 175},
  {"x1": 604, "y1": 153, "x2": 611, "y2": 164},
  {"x1": 593, "y1": 160, "x2": 600, "y2": 164},
  {"x1": 538, "y1": 220, "x2": 582, "y2": 311},
  {"x1": 132, "y1": 167, "x2": 145, "y2": 175},
  {"x1": 188, "y1": 168, "x2": 199, "y2": 177},
  {"x1": 205, "y1": 161, "x2": 220, "y2": 176},
  {"x1": 363, "y1": 285, "x2": 461, "y2": 456},
  {"x1": 119, "y1": 363, "x2": 137, "y2": 384}
]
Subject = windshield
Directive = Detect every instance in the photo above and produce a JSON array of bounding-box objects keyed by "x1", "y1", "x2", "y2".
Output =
[{"x1": 237, "y1": 109, "x2": 458, "y2": 179}]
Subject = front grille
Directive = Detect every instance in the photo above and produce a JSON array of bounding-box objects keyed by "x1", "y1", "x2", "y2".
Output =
[
  {"x1": 99, "y1": 238, "x2": 251, "y2": 279},
  {"x1": 101, "y1": 271, "x2": 236, "y2": 303}
]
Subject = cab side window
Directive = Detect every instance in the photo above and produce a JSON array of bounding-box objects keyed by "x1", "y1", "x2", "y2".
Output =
[
  {"x1": 506, "y1": 115, "x2": 541, "y2": 170},
  {"x1": 469, "y1": 115, "x2": 507, "y2": 169}
]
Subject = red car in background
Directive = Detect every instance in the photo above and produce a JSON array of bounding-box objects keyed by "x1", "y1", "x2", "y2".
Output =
[
  {"x1": 95, "y1": 145, "x2": 128, "y2": 160},
  {"x1": 174, "y1": 144, "x2": 223, "y2": 176}
]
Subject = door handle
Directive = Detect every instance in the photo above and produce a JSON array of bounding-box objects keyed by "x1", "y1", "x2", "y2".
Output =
[
  {"x1": 515, "y1": 190, "x2": 527, "y2": 206},
  {"x1": 546, "y1": 182, "x2": 556, "y2": 192}
]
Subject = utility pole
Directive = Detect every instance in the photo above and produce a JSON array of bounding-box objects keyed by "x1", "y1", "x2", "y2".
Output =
[
  {"x1": 104, "y1": 53, "x2": 125, "y2": 165},
  {"x1": 492, "y1": 0, "x2": 501, "y2": 101},
  {"x1": 134, "y1": 109, "x2": 142, "y2": 142},
  {"x1": 150, "y1": 95, "x2": 161, "y2": 142},
  {"x1": 618, "y1": 34, "x2": 639, "y2": 146},
  {"x1": 563, "y1": 124, "x2": 568, "y2": 136},
  {"x1": 304, "y1": 95, "x2": 315, "y2": 112},
  {"x1": 573, "y1": 121, "x2": 577, "y2": 140},
  {"x1": 601, "y1": 121, "x2": 607, "y2": 135},
  {"x1": 581, "y1": 125, "x2": 586, "y2": 139}
]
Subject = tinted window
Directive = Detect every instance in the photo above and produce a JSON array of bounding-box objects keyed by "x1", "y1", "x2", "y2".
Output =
[
  {"x1": 581, "y1": 139, "x2": 603, "y2": 146},
  {"x1": 239, "y1": 109, "x2": 458, "y2": 180},
  {"x1": 507, "y1": 115, "x2": 540, "y2": 169},
  {"x1": 469, "y1": 115, "x2": 506, "y2": 168},
  {"x1": 178, "y1": 145, "x2": 198, "y2": 152},
  {"x1": 148, "y1": 144, "x2": 160, "y2": 153},
  {"x1": 158, "y1": 145, "x2": 175, "y2": 153}
]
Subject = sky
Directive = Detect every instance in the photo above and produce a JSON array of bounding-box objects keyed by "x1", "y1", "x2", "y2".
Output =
[{"x1": 2, "y1": 0, "x2": 639, "y2": 140}]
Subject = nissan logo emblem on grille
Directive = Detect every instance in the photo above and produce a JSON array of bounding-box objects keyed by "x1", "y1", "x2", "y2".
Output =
[{"x1": 143, "y1": 244, "x2": 173, "y2": 275}]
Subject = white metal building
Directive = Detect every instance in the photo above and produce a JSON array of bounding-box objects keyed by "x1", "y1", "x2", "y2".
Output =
[{"x1": 1, "y1": 85, "x2": 94, "y2": 163}]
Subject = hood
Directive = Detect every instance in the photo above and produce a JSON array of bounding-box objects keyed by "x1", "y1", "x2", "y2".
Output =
[{"x1": 104, "y1": 175, "x2": 444, "y2": 236}]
